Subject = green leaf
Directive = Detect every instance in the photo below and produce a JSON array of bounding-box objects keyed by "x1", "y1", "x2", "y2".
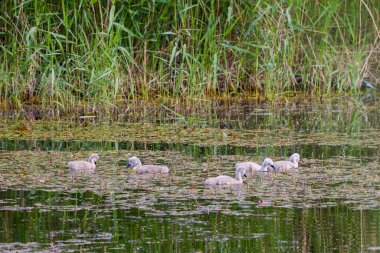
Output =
[{"x1": 108, "y1": 5, "x2": 116, "y2": 33}]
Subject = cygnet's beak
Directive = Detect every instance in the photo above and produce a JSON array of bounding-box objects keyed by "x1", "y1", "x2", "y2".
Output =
[
  {"x1": 126, "y1": 163, "x2": 132, "y2": 168},
  {"x1": 270, "y1": 164, "x2": 276, "y2": 170},
  {"x1": 244, "y1": 174, "x2": 247, "y2": 178}
]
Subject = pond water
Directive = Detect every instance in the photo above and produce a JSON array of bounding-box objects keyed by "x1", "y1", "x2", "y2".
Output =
[{"x1": 0, "y1": 95, "x2": 379, "y2": 252}]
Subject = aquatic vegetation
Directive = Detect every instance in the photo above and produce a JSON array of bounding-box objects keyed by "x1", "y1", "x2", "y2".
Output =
[{"x1": 0, "y1": 118, "x2": 379, "y2": 150}]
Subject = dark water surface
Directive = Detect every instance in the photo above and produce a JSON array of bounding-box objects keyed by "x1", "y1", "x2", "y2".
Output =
[{"x1": 0, "y1": 97, "x2": 379, "y2": 252}]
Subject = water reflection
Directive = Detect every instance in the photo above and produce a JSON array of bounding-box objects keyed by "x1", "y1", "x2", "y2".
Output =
[
  {"x1": 0, "y1": 191, "x2": 379, "y2": 252},
  {"x1": 0, "y1": 139, "x2": 378, "y2": 162}
]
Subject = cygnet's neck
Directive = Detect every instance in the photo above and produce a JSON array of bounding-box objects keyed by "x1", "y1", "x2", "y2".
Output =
[
  {"x1": 133, "y1": 162, "x2": 142, "y2": 170},
  {"x1": 260, "y1": 164, "x2": 269, "y2": 171},
  {"x1": 290, "y1": 158, "x2": 298, "y2": 167},
  {"x1": 235, "y1": 171, "x2": 244, "y2": 183},
  {"x1": 290, "y1": 155, "x2": 299, "y2": 164}
]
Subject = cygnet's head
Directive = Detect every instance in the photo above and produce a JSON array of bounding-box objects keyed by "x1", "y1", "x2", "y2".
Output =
[
  {"x1": 261, "y1": 158, "x2": 275, "y2": 171},
  {"x1": 289, "y1": 153, "x2": 300, "y2": 163},
  {"x1": 88, "y1": 154, "x2": 99, "y2": 164},
  {"x1": 126, "y1": 156, "x2": 141, "y2": 169}
]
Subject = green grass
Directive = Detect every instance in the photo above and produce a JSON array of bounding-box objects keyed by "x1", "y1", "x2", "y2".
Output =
[{"x1": 0, "y1": 0, "x2": 379, "y2": 111}]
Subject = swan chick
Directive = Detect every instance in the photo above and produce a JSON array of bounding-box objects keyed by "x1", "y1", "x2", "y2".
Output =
[
  {"x1": 205, "y1": 167, "x2": 247, "y2": 185},
  {"x1": 235, "y1": 158, "x2": 275, "y2": 172},
  {"x1": 127, "y1": 156, "x2": 170, "y2": 174},
  {"x1": 273, "y1": 153, "x2": 300, "y2": 172},
  {"x1": 68, "y1": 154, "x2": 99, "y2": 170}
]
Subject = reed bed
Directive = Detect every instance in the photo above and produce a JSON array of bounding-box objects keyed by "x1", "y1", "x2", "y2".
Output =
[{"x1": 0, "y1": 0, "x2": 379, "y2": 111}]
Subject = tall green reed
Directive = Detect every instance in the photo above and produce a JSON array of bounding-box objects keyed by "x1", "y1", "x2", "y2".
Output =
[{"x1": 0, "y1": 0, "x2": 378, "y2": 110}]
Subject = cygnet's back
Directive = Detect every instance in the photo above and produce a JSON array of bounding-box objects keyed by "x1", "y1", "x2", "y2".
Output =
[
  {"x1": 137, "y1": 164, "x2": 170, "y2": 174},
  {"x1": 235, "y1": 162, "x2": 261, "y2": 171},
  {"x1": 204, "y1": 167, "x2": 246, "y2": 185}
]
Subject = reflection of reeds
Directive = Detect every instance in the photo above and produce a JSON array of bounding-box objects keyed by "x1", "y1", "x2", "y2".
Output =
[
  {"x1": 2, "y1": 97, "x2": 377, "y2": 146},
  {"x1": 0, "y1": 0, "x2": 379, "y2": 110}
]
